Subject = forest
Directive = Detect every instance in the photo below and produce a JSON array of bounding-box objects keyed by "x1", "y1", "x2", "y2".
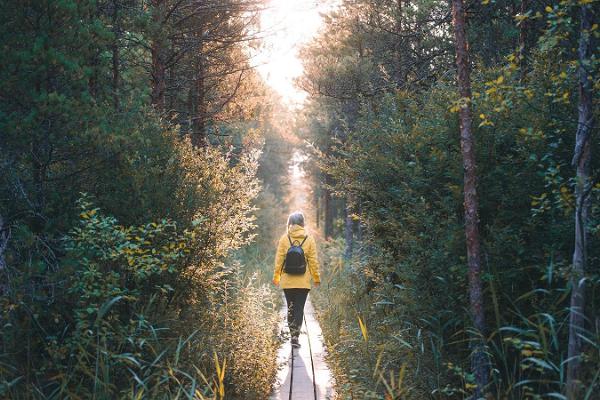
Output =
[{"x1": 0, "y1": 0, "x2": 598, "y2": 399}]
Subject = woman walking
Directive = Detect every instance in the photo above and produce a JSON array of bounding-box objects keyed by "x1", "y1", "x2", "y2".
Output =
[{"x1": 273, "y1": 211, "x2": 320, "y2": 348}]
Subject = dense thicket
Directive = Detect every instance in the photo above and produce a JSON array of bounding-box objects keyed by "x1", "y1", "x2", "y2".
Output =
[
  {"x1": 2, "y1": 0, "x2": 599, "y2": 398},
  {"x1": 0, "y1": 0, "x2": 281, "y2": 398},
  {"x1": 303, "y1": 0, "x2": 599, "y2": 398}
]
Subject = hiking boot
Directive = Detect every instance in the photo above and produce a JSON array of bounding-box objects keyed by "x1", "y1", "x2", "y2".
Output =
[{"x1": 291, "y1": 336, "x2": 300, "y2": 348}]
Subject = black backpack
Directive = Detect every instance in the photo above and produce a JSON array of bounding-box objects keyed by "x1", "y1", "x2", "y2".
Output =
[{"x1": 283, "y1": 235, "x2": 308, "y2": 275}]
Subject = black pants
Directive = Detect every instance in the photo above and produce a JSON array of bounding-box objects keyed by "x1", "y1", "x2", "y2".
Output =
[{"x1": 283, "y1": 288, "x2": 310, "y2": 338}]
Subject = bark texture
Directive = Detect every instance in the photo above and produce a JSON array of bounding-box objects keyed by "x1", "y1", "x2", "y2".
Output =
[
  {"x1": 451, "y1": 0, "x2": 489, "y2": 396},
  {"x1": 323, "y1": 173, "x2": 334, "y2": 238},
  {"x1": 315, "y1": 189, "x2": 321, "y2": 229},
  {"x1": 0, "y1": 214, "x2": 7, "y2": 298},
  {"x1": 0, "y1": 215, "x2": 6, "y2": 273},
  {"x1": 191, "y1": 39, "x2": 207, "y2": 148},
  {"x1": 518, "y1": 0, "x2": 529, "y2": 77},
  {"x1": 566, "y1": 5, "x2": 594, "y2": 399},
  {"x1": 394, "y1": 0, "x2": 405, "y2": 87},
  {"x1": 111, "y1": 0, "x2": 120, "y2": 110},
  {"x1": 150, "y1": 0, "x2": 166, "y2": 109},
  {"x1": 344, "y1": 202, "x2": 354, "y2": 259},
  {"x1": 324, "y1": 187, "x2": 333, "y2": 239}
]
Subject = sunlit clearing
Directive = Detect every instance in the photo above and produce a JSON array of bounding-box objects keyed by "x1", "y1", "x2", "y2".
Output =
[
  {"x1": 290, "y1": 150, "x2": 307, "y2": 180},
  {"x1": 257, "y1": 0, "x2": 337, "y2": 108},
  {"x1": 287, "y1": 150, "x2": 311, "y2": 213}
]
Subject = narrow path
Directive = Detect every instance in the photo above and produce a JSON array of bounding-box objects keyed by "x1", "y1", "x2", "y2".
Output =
[{"x1": 270, "y1": 296, "x2": 335, "y2": 400}]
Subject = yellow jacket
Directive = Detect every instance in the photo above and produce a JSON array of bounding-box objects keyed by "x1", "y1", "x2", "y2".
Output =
[{"x1": 273, "y1": 225, "x2": 320, "y2": 289}]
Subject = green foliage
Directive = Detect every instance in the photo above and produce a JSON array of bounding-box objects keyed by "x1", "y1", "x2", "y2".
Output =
[
  {"x1": 45, "y1": 197, "x2": 193, "y2": 398},
  {"x1": 1, "y1": 182, "x2": 279, "y2": 398},
  {"x1": 312, "y1": 75, "x2": 600, "y2": 397},
  {"x1": 0, "y1": 0, "x2": 280, "y2": 398},
  {"x1": 304, "y1": 0, "x2": 600, "y2": 398}
]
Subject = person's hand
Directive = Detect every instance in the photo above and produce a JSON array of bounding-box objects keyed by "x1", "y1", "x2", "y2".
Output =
[{"x1": 272, "y1": 278, "x2": 279, "y2": 286}]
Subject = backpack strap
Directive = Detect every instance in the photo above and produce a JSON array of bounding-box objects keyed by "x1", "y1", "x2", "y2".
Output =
[
  {"x1": 301, "y1": 236, "x2": 311, "y2": 272},
  {"x1": 299, "y1": 236, "x2": 308, "y2": 247},
  {"x1": 289, "y1": 235, "x2": 308, "y2": 247}
]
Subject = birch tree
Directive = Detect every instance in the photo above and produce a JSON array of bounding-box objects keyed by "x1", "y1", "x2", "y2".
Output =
[{"x1": 566, "y1": 4, "x2": 595, "y2": 398}]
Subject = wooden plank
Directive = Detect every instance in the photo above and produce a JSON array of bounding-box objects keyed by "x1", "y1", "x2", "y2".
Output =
[{"x1": 270, "y1": 296, "x2": 335, "y2": 400}]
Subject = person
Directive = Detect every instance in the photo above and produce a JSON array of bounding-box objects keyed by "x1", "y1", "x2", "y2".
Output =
[{"x1": 272, "y1": 211, "x2": 320, "y2": 348}]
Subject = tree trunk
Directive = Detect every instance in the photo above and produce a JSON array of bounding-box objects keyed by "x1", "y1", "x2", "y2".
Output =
[
  {"x1": 150, "y1": 47, "x2": 165, "y2": 109},
  {"x1": 191, "y1": 24, "x2": 207, "y2": 147},
  {"x1": 111, "y1": 0, "x2": 120, "y2": 110},
  {"x1": 0, "y1": 214, "x2": 6, "y2": 272},
  {"x1": 356, "y1": 204, "x2": 363, "y2": 243},
  {"x1": 518, "y1": 0, "x2": 529, "y2": 77},
  {"x1": 0, "y1": 211, "x2": 7, "y2": 299},
  {"x1": 88, "y1": 3, "x2": 101, "y2": 99},
  {"x1": 566, "y1": 5, "x2": 594, "y2": 399},
  {"x1": 394, "y1": 0, "x2": 404, "y2": 87},
  {"x1": 324, "y1": 185, "x2": 333, "y2": 239},
  {"x1": 451, "y1": 0, "x2": 489, "y2": 396},
  {"x1": 344, "y1": 200, "x2": 354, "y2": 259},
  {"x1": 315, "y1": 188, "x2": 321, "y2": 229},
  {"x1": 192, "y1": 54, "x2": 207, "y2": 147},
  {"x1": 150, "y1": 0, "x2": 166, "y2": 110}
]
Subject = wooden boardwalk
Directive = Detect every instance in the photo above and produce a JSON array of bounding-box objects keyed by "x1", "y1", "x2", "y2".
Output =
[{"x1": 270, "y1": 297, "x2": 335, "y2": 400}]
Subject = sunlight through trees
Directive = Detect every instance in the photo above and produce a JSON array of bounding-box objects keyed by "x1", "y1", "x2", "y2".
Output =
[{"x1": 0, "y1": 0, "x2": 598, "y2": 399}]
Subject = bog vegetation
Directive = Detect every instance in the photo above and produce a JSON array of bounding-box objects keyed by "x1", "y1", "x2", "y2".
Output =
[
  {"x1": 303, "y1": 1, "x2": 600, "y2": 399},
  {"x1": 0, "y1": 1, "x2": 288, "y2": 398},
  {"x1": 0, "y1": 0, "x2": 598, "y2": 400}
]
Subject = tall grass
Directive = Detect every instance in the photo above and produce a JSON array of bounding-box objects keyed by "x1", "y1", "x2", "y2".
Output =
[
  {"x1": 311, "y1": 240, "x2": 600, "y2": 399},
  {"x1": 0, "y1": 199, "x2": 282, "y2": 399}
]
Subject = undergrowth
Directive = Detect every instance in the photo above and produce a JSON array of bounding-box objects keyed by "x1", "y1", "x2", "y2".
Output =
[
  {"x1": 0, "y1": 197, "x2": 280, "y2": 399},
  {"x1": 312, "y1": 239, "x2": 600, "y2": 400}
]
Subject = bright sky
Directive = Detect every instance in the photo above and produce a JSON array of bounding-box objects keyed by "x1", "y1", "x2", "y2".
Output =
[{"x1": 256, "y1": 0, "x2": 335, "y2": 107}]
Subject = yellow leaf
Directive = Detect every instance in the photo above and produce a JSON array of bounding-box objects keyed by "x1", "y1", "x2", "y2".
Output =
[
  {"x1": 515, "y1": 14, "x2": 528, "y2": 22},
  {"x1": 481, "y1": 0, "x2": 489, "y2": 4},
  {"x1": 479, "y1": 113, "x2": 486, "y2": 119},
  {"x1": 479, "y1": 119, "x2": 495, "y2": 127},
  {"x1": 545, "y1": 6, "x2": 553, "y2": 12},
  {"x1": 358, "y1": 315, "x2": 369, "y2": 342},
  {"x1": 496, "y1": 75, "x2": 504, "y2": 84}
]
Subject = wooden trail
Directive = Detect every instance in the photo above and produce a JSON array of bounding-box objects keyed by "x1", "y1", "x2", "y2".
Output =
[{"x1": 270, "y1": 297, "x2": 335, "y2": 400}]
